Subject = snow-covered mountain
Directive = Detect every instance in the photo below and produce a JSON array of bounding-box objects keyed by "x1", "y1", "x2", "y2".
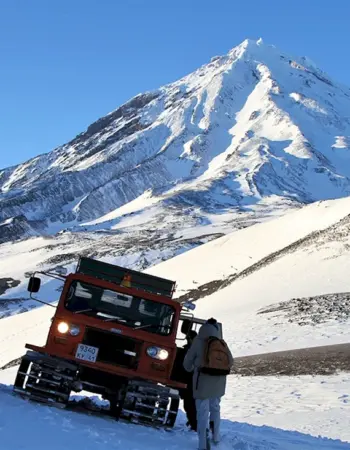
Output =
[
  {"x1": 1, "y1": 38, "x2": 350, "y2": 271},
  {"x1": 1, "y1": 38, "x2": 350, "y2": 450}
]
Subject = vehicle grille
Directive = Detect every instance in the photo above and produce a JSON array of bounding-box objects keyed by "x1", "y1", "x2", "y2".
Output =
[{"x1": 83, "y1": 327, "x2": 141, "y2": 370}]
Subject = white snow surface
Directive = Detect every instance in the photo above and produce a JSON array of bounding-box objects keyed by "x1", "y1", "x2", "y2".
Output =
[
  {"x1": 147, "y1": 196, "x2": 350, "y2": 294},
  {"x1": 0, "y1": 366, "x2": 349, "y2": 449}
]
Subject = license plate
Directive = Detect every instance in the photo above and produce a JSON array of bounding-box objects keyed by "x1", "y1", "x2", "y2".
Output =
[{"x1": 75, "y1": 344, "x2": 99, "y2": 363}]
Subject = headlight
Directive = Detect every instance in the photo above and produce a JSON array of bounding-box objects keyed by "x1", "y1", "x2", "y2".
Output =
[
  {"x1": 57, "y1": 322, "x2": 80, "y2": 336},
  {"x1": 157, "y1": 349, "x2": 169, "y2": 361},
  {"x1": 147, "y1": 346, "x2": 169, "y2": 361},
  {"x1": 69, "y1": 324, "x2": 81, "y2": 336},
  {"x1": 57, "y1": 321, "x2": 69, "y2": 334},
  {"x1": 147, "y1": 346, "x2": 158, "y2": 358}
]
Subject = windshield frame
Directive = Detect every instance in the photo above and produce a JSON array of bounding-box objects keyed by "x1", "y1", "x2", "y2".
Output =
[{"x1": 62, "y1": 277, "x2": 177, "y2": 337}]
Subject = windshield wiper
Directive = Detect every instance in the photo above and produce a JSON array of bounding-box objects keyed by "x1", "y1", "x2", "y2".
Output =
[
  {"x1": 101, "y1": 315, "x2": 126, "y2": 323},
  {"x1": 73, "y1": 308, "x2": 94, "y2": 314},
  {"x1": 133, "y1": 323, "x2": 170, "y2": 332},
  {"x1": 96, "y1": 312, "x2": 129, "y2": 323},
  {"x1": 133, "y1": 323, "x2": 154, "y2": 331}
]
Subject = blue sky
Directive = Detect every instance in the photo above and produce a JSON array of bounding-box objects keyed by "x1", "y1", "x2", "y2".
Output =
[{"x1": 1, "y1": 0, "x2": 350, "y2": 168}]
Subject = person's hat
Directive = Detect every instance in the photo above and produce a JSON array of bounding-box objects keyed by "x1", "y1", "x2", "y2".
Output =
[{"x1": 206, "y1": 317, "x2": 219, "y2": 329}]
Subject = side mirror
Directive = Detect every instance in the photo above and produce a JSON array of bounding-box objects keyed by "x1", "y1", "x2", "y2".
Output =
[
  {"x1": 183, "y1": 301, "x2": 196, "y2": 311},
  {"x1": 27, "y1": 276, "x2": 41, "y2": 293}
]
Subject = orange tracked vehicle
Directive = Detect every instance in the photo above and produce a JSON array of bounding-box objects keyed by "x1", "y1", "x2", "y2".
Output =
[{"x1": 13, "y1": 257, "x2": 220, "y2": 428}]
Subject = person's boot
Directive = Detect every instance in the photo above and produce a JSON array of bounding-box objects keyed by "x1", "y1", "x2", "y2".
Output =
[{"x1": 186, "y1": 420, "x2": 197, "y2": 432}]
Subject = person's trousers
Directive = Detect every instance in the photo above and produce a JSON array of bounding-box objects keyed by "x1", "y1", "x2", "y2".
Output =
[
  {"x1": 183, "y1": 390, "x2": 197, "y2": 430},
  {"x1": 195, "y1": 397, "x2": 221, "y2": 449}
]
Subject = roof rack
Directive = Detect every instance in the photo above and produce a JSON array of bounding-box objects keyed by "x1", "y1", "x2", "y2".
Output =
[{"x1": 76, "y1": 257, "x2": 176, "y2": 298}]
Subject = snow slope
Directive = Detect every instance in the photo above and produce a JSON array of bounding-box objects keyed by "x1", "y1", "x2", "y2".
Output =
[
  {"x1": 147, "y1": 196, "x2": 350, "y2": 295},
  {"x1": 147, "y1": 196, "x2": 350, "y2": 355},
  {"x1": 0, "y1": 366, "x2": 349, "y2": 448},
  {"x1": 2, "y1": 38, "x2": 350, "y2": 288}
]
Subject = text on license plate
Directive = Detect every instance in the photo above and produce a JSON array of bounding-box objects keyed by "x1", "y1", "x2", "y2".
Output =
[{"x1": 75, "y1": 344, "x2": 99, "y2": 363}]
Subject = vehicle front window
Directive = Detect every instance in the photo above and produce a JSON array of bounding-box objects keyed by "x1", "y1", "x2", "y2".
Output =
[{"x1": 65, "y1": 281, "x2": 174, "y2": 336}]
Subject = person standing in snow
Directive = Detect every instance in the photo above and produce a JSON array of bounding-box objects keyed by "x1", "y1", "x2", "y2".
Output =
[
  {"x1": 172, "y1": 330, "x2": 198, "y2": 430},
  {"x1": 183, "y1": 318, "x2": 233, "y2": 450},
  {"x1": 182, "y1": 330, "x2": 198, "y2": 431}
]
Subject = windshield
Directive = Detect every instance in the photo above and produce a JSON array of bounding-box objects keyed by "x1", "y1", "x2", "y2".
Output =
[{"x1": 65, "y1": 280, "x2": 175, "y2": 336}]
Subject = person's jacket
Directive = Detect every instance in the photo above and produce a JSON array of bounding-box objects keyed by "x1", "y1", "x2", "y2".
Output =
[{"x1": 183, "y1": 322, "x2": 233, "y2": 400}]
